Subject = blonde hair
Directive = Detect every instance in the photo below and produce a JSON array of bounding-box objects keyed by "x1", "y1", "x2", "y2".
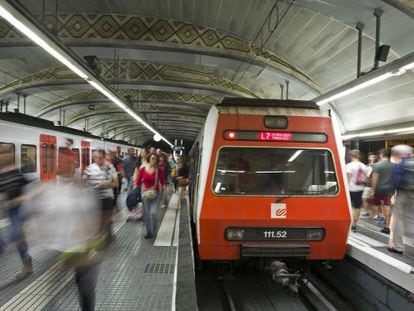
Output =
[{"x1": 349, "y1": 149, "x2": 361, "y2": 160}]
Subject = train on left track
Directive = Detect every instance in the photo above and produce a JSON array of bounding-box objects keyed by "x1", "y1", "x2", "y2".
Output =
[{"x1": 0, "y1": 112, "x2": 138, "y2": 181}]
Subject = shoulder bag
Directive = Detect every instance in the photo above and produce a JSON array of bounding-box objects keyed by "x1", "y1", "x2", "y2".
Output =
[{"x1": 142, "y1": 168, "x2": 159, "y2": 200}]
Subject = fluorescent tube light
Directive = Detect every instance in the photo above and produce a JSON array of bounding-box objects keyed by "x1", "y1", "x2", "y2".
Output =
[
  {"x1": 87, "y1": 81, "x2": 173, "y2": 146},
  {"x1": 0, "y1": 5, "x2": 88, "y2": 80},
  {"x1": 315, "y1": 52, "x2": 414, "y2": 106},
  {"x1": 342, "y1": 126, "x2": 414, "y2": 140},
  {"x1": 0, "y1": 1, "x2": 174, "y2": 147},
  {"x1": 317, "y1": 73, "x2": 393, "y2": 106}
]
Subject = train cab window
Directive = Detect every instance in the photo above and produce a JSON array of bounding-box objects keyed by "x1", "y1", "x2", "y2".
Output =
[
  {"x1": 213, "y1": 147, "x2": 338, "y2": 196},
  {"x1": 0, "y1": 142, "x2": 15, "y2": 166},
  {"x1": 21, "y1": 144, "x2": 37, "y2": 173}
]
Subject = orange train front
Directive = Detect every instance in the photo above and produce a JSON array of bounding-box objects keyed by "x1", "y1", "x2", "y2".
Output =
[{"x1": 190, "y1": 98, "x2": 351, "y2": 262}]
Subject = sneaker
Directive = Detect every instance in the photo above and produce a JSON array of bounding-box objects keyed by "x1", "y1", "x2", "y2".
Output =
[
  {"x1": 387, "y1": 247, "x2": 403, "y2": 255},
  {"x1": 351, "y1": 225, "x2": 357, "y2": 232},
  {"x1": 361, "y1": 212, "x2": 370, "y2": 217},
  {"x1": 373, "y1": 215, "x2": 379, "y2": 219},
  {"x1": 381, "y1": 228, "x2": 390, "y2": 234},
  {"x1": 144, "y1": 233, "x2": 152, "y2": 239}
]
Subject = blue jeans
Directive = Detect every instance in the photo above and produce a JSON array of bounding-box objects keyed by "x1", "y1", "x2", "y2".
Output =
[
  {"x1": 142, "y1": 191, "x2": 161, "y2": 236},
  {"x1": 7, "y1": 208, "x2": 30, "y2": 259}
]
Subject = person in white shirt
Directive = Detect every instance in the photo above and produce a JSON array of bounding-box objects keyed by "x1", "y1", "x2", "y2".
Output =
[
  {"x1": 346, "y1": 150, "x2": 367, "y2": 232},
  {"x1": 83, "y1": 150, "x2": 118, "y2": 244}
]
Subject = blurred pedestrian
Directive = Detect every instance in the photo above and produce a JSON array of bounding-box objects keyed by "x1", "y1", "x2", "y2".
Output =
[
  {"x1": 83, "y1": 150, "x2": 118, "y2": 244},
  {"x1": 346, "y1": 150, "x2": 367, "y2": 232},
  {"x1": 176, "y1": 154, "x2": 190, "y2": 201},
  {"x1": 29, "y1": 153, "x2": 102, "y2": 311},
  {"x1": 362, "y1": 152, "x2": 377, "y2": 217},
  {"x1": 389, "y1": 144, "x2": 414, "y2": 255},
  {"x1": 158, "y1": 153, "x2": 171, "y2": 208},
  {"x1": 370, "y1": 149, "x2": 394, "y2": 234},
  {"x1": 0, "y1": 143, "x2": 32, "y2": 279},
  {"x1": 123, "y1": 148, "x2": 136, "y2": 191}
]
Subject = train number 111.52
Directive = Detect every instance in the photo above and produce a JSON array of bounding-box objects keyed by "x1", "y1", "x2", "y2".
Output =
[{"x1": 263, "y1": 230, "x2": 287, "y2": 239}]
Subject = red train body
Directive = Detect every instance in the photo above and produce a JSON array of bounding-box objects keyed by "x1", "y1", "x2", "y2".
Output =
[{"x1": 190, "y1": 99, "x2": 351, "y2": 262}]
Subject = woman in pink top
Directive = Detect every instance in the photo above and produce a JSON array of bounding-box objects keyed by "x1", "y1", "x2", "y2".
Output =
[{"x1": 135, "y1": 153, "x2": 167, "y2": 239}]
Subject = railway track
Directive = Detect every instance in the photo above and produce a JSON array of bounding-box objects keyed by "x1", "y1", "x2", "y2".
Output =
[{"x1": 197, "y1": 265, "x2": 353, "y2": 311}]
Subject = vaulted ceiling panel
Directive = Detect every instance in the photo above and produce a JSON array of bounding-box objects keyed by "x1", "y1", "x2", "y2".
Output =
[{"x1": 0, "y1": 0, "x2": 412, "y2": 146}]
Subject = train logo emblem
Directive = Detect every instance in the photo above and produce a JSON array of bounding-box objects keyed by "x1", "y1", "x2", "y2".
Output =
[{"x1": 271, "y1": 203, "x2": 287, "y2": 219}]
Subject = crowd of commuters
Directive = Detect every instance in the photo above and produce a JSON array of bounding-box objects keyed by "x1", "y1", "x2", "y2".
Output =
[
  {"x1": 0, "y1": 140, "x2": 190, "y2": 310},
  {"x1": 346, "y1": 145, "x2": 414, "y2": 256}
]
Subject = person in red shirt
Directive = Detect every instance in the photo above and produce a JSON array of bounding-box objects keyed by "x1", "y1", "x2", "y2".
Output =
[
  {"x1": 58, "y1": 138, "x2": 77, "y2": 177},
  {"x1": 135, "y1": 153, "x2": 167, "y2": 239}
]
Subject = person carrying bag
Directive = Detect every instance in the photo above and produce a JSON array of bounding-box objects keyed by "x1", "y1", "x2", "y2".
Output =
[
  {"x1": 142, "y1": 168, "x2": 158, "y2": 200},
  {"x1": 135, "y1": 153, "x2": 167, "y2": 239}
]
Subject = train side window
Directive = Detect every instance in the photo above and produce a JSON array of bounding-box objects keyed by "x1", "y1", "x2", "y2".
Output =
[
  {"x1": 0, "y1": 142, "x2": 15, "y2": 166},
  {"x1": 21, "y1": 144, "x2": 37, "y2": 173},
  {"x1": 72, "y1": 148, "x2": 80, "y2": 168},
  {"x1": 49, "y1": 144, "x2": 55, "y2": 173},
  {"x1": 42, "y1": 143, "x2": 48, "y2": 174},
  {"x1": 91, "y1": 149, "x2": 97, "y2": 163}
]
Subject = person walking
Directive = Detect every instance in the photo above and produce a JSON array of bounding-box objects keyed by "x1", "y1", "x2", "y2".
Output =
[
  {"x1": 83, "y1": 150, "x2": 118, "y2": 244},
  {"x1": 134, "y1": 153, "x2": 167, "y2": 239},
  {"x1": 389, "y1": 144, "x2": 414, "y2": 255},
  {"x1": 370, "y1": 149, "x2": 394, "y2": 234},
  {"x1": 346, "y1": 150, "x2": 367, "y2": 232},
  {"x1": 0, "y1": 143, "x2": 32, "y2": 279}
]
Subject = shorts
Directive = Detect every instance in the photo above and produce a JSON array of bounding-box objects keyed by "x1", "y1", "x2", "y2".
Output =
[
  {"x1": 372, "y1": 194, "x2": 391, "y2": 206},
  {"x1": 362, "y1": 187, "x2": 372, "y2": 199},
  {"x1": 350, "y1": 191, "x2": 363, "y2": 209},
  {"x1": 101, "y1": 198, "x2": 115, "y2": 211}
]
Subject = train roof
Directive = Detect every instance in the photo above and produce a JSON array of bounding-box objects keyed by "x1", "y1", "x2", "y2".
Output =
[
  {"x1": 0, "y1": 112, "x2": 137, "y2": 147},
  {"x1": 218, "y1": 98, "x2": 319, "y2": 110}
]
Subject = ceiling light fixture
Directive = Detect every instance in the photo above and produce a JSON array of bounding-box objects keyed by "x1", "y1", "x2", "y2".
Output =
[
  {"x1": 314, "y1": 52, "x2": 414, "y2": 106},
  {"x1": 0, "y1": 1, "x2": 173, "y2": 147},
  {"x1": 342, "y1": 126, "x2": 414, "y2": 140}
]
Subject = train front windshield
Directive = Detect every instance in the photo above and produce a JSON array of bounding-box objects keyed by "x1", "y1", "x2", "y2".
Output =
[{"x1": 213, "y1": 147, "x2": 338, "y2": 196}]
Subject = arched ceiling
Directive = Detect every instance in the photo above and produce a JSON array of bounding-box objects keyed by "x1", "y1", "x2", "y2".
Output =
[{"x1": 0, "y1": 0, "x2": 413, "y2": 146}]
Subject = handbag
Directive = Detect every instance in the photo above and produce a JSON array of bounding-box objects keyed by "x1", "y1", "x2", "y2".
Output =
[
  {"x1": 177, "y1": 177, "x2": 189, "y2": 187},
  {"x1": 142, "y1": 168, "x2": 159, "y2": 200}
]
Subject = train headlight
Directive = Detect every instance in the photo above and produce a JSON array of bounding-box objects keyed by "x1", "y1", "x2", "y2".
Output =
[
  {"x1": 306, "y1": 229, "x2": 325, "y2": 241},
  {"x1": 225, "y1": 228, "x2": 245, "y2": 241}
]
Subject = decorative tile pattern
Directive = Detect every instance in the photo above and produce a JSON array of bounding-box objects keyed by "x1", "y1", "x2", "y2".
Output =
[
  {"x1": 36, "y1": 89, "x2": 218, "y2": 117},
  {"x1": 0, "y1": 14, "x2": 316, "y2": 87},
  {"x1": 0, "y1": 61, "x2": 258, "y2": 98}
]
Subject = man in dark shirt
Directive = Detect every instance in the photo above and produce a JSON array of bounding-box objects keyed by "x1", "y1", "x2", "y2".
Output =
[
  {"x1": 0, "y1": 143, "x2": 32, "y2": 279},
  {"x1": 370, "y1": 149, "x2": 394, "y2": 234},
  {"x1": 123, "y1": 149, "x2": 137, "y2": 191}
]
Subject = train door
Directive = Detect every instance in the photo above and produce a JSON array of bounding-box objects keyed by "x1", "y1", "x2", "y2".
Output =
[
  {"x1": 81, "y1": 141, "x2": 91, "y2": 174},
  {"x1": 39, "y1": 134, "x2": 57, "y2": 181}
]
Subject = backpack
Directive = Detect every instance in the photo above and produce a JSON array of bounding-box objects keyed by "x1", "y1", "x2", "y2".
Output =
[
  {"x1": 126, "y1": 187, "x2": 141, "y2": 209},
  {"x1": 355, "y1": 166, "x2": 366, "y2": 185},
  {"x1": 398, "y1": 158, "x2": 414, "y2": 191}
]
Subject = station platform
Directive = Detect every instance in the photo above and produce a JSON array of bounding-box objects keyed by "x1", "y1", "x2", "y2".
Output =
[
  {"x1": 0, "y1": 188, "x2": 196, "y2": 311},
  {"x1": 347, "y1": 216, "x2": 414, "y2": 293},
  {"x1": 1, "y1": 188, "x2": 414, "y2": 310}
]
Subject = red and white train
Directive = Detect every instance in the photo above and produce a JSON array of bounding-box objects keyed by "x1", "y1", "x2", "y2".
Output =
[
  {"x1": 0, "y1": 112, "x2": 138, "y2": 181},
  {"x1": 190, "y1": 98, "x2": 351, "y2": 263}
]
